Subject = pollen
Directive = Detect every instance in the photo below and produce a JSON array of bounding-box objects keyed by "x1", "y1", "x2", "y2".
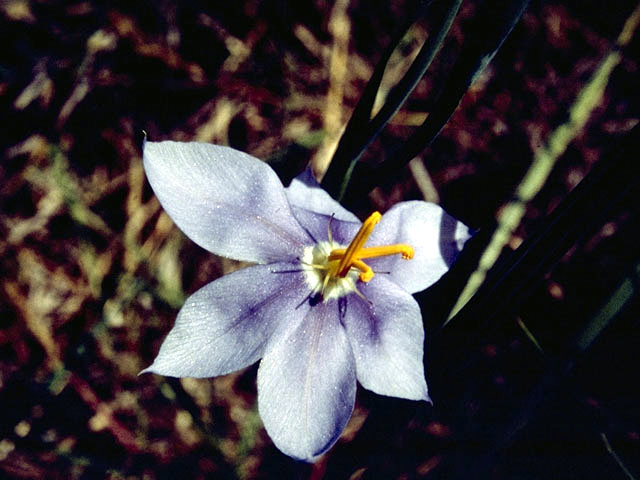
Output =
[{"x1": 301, "y1": 211, "x2": 414, "y2": 301}]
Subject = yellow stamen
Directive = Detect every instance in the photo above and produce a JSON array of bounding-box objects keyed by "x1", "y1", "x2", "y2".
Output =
[
  {"x1": 351, "y1": 259, "x2": 374, "y2": 282},
  {"x1": 328, "y1": 245, "x2": 414, "y2": 261},
  {"x1": 328, "y1": 211, "x2": 414, "y2": 283},
  {"x1": 336, "y1": 211, "x2": 381, "y2": 277}
]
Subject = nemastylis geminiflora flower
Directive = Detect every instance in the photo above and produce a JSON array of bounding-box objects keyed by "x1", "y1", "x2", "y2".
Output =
[{"x1": 141, "y1": 140, "x2": 471, "y2": 461}]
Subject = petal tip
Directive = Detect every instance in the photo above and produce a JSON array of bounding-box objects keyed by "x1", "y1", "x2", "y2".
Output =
[{"x1": 138, "y1": 362, "x2": 164, "y2": 377}]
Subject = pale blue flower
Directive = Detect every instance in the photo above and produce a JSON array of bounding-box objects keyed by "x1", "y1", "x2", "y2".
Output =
[{"x1": 141, "y1": 141, "x2": 471, "y2": 461}]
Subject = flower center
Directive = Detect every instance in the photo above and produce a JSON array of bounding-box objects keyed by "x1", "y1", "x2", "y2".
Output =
[{"x1": 301, "y1": 211, "x2": 414, "y2": 301}]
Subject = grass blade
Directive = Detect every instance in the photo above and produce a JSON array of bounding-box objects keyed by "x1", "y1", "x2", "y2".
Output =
[{"x1": 348, "y1": 0, "x2": 530, "y2": 199}]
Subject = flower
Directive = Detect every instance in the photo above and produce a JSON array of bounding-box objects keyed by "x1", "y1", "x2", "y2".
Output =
[{"x1": 141, "y1": 140, "x2": 471, "y2": 461}]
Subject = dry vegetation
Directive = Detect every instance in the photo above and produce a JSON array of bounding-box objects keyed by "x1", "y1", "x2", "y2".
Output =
[{"x1": 1, "y1": 0, "x2": 639, "y2": 479}]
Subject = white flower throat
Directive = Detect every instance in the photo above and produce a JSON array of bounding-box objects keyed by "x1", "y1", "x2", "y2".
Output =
[{"x1": 301, "y1": 211, "x2": 414, "y2": 301}]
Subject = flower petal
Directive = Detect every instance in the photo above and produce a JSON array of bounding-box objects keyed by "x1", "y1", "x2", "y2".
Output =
[
  {"x1": 343, "y1": 275, "x2": 430, "y2": 402},
  {"x1": 366, "y1": 201, "x2": 472, "y2": 293},
  {"x1": 144, "y1": 141, "x2": 312, "y2": 263},
  {"x1": 288, "y1": 206, "x2": 361, "y2": 247},
  {"x1": 141, "y1": 263, "x2": 308, "y2": 378},
  {"x1": 286, "y1": 168, "x2": 359, "y2": 222},
  {"x1": 257, "y1": 301, "x2": 356, "y2": 461}
]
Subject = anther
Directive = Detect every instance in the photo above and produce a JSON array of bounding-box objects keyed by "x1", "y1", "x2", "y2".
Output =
[
  {"x1": 335, "y1": 212, "x2": 381, "y2": 277},
  {"x1": 328, "y1": 211, "x2": 414, "y2": 283}
]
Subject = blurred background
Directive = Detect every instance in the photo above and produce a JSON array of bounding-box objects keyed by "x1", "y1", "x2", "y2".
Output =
[{"x1": 1, "y1": 0, "x2": 639, "y2": 478}]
